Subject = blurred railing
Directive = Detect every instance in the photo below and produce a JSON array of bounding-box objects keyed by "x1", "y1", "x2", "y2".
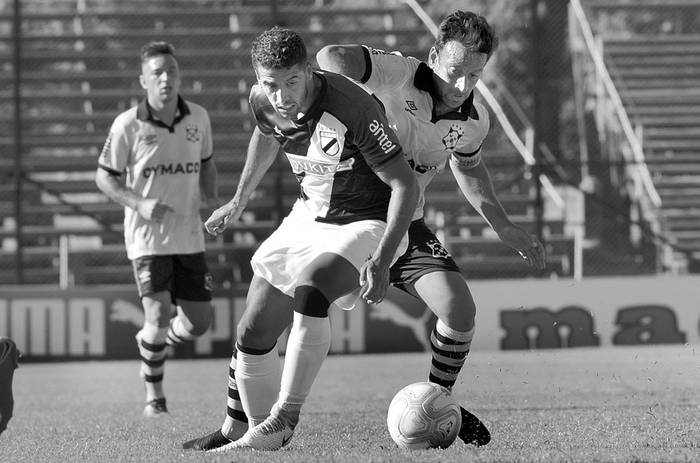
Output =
[{"x1": 568, "y1": 0, "x2": 668, "y2": 269}]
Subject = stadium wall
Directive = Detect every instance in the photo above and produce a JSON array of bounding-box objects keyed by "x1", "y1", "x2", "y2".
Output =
[{"x1": 0, "y1": 275, "x2": 698, "y2": 361}]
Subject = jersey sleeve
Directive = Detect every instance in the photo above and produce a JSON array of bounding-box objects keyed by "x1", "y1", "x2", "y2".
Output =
[
  {"x1": 451, "y1": 102, "x2": 490, "y2": 169},
  {"x1": 351, "y1": 94, "x2": 404, "y2": 171},
  {"x1": 360, "y1": 45, "x2": 416, "y2": 92},
  {"x1": 98, "y1": 115, "x2": 131, "y2": 175}
]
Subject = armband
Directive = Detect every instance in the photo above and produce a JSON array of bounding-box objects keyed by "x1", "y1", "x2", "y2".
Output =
[{"x1": 451, "y1": 146, "x2": 482, "y2": 170}]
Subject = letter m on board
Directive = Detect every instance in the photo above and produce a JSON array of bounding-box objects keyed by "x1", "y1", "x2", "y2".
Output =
[{"x1": 500, "y1": 306, "x2": 600, "y2": 350}]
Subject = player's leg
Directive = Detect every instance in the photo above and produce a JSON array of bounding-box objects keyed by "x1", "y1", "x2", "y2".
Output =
[
  {"x1": 167, "y1": 253, "x2": 213, "y2": 346},
  {"x1": 132, "y1": 255, "x2": 173, "y2": 417},
  {"x1": 226, "y1": 253, "x2": 359, "y2": 451},
  {"x1": 0, "y1": 337, "x2": 19, "y2": 436},
  {"x1": 182, "y1": 274, "x2": 292, "y2": 451}
]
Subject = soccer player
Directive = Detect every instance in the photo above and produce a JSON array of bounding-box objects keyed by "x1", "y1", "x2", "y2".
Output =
[
  {"x1": 95, "y1": 41, "x2": 219, "y2": 417},
  {"x1": 183, "y1": 26, "x2": 418, "y2": 451},
  {"x1": 0, "y1": 337, "x2": 19, "y2": 436},
  {"x1": 315, "y1": 10, "x2": 547, "y2": 446}
]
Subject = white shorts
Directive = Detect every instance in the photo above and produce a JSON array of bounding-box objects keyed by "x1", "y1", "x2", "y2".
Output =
[{"x1": 251, "y1": 199, "x2": 408, "y2": 308}]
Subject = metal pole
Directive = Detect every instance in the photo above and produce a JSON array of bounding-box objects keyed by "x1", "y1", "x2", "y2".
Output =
[
  {"x1": 12, "y1": 0, "x2": 24, "y2": 283},
  {"x1": 531, "y1": 0, "x2": 545, "y2": 247}
]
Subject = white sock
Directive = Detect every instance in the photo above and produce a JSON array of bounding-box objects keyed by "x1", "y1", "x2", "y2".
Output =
[
  {"x1": 236, "y1": 343, "x2": 282, "y2": 427},
  {"x1": 277, "y1": 312, "x2": 331, "y2": 422}
]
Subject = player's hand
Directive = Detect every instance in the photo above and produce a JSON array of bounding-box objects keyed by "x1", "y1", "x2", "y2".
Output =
[
  {"x1": 137, "y1": 198, "x2": 174, "y2": 223},
  {"x1": 359, "y1": 258, "x2": 390, "y2": 304},
  {"x1": 497, "y1": 225, "x2": 547, "y2": 270},
  {"x1": 204, "y1": 201, "x2": 242, "y2": 236}
]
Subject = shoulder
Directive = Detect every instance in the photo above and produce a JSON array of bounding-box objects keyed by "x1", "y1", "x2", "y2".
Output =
[
  {"x1": 319, "y1": 71, "x2": 381, "y2": 117},
  {"x1": 111, "y1": 106, "x2": 139, "y2": 133},
  {"x1": 184, "y1": 100, "x2": 209, "y2": 118}
]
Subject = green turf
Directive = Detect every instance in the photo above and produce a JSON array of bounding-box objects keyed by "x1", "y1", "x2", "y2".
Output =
[{"x1": 1, "y1": 345, "x2": 699, "y2": 462}]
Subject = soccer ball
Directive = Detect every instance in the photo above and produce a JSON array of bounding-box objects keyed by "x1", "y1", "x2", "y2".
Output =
[{"x1": 386, "y1": 381, "x2": 462, "y2": 450}]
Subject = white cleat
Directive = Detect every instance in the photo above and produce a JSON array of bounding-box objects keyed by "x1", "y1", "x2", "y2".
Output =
[{"x1": 209, "y1": 413, "x2": 295, "y2": 452}]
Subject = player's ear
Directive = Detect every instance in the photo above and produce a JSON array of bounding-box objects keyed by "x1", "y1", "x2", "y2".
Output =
[
  {"x1": 428, "y1": 47, "x2": 438, "y2": 67},
  {"x1": 139, "y1": 74, "x2": 147, "y2": 90}
]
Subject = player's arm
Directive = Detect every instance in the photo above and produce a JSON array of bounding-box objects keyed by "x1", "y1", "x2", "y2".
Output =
[
  {"x1": 199, "y1": 157, "x2": 219, "y2": 206},
  {"x1": 316, "y1": 44, "x2": 367, "y2": 81},
  {"x1": 448, "y1": 154, "x2": 546, "y2": 269},
  {"x1": 199, "y1": 110, "x2": 219, "y2": 207},
  {"x1": 361, "y1": 154, "x2": 418, "y2": 304},
  {"x1": 204, "y1": 126, "x2": 279, "y2": 235},
  {"x1": 95, "y1": 165, "x2": 173, "y2": 223}
]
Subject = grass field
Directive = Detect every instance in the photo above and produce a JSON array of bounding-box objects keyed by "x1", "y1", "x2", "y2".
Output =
[{"x1": 1, "y1": 345, "x2": 698, "y2": 462}]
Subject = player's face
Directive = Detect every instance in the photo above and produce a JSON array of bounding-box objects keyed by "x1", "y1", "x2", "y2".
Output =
[
  {"x1": 429, "y1": 40, "x2": 488, "y2": 111},
  {"x1": 255, "y1": 62, "x2": 313, "y2": 120},
  {"x1": 140, "y1": 54, "x2": 181, "y2": 107}
]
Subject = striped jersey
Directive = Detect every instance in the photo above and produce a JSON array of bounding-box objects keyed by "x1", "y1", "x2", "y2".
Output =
[
  {"x1": 250, "y1": 70, "x2": 404, "y2": 224},
  {"x1": 98, "y1": 97, "x2": 212, "y2": 259},
  {"x1": 359, "y1": 46, "x2": 490, "y2": 220}
]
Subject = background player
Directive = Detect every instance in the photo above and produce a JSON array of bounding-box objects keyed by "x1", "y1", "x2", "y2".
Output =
[
  {"x1": 316, "y1": 9, "x2": 547, "y2": 446},
  {"x1": 95, "y1": 41, "x2": 219, "y2": 417},
  {"x1": 183, "y1": 26, "x2": 417, "y2": 451}
]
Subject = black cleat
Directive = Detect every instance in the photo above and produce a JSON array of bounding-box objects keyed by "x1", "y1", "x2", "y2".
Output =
[
  {"x1": 0, "y1": 337, "x2": 19, "y2": 436},
  {"x1": 182, "y1": 429, "x2": 232, "y2": 450},
  {"x1": 458, "y1": 406, "x2": 490, "y2": 446}
]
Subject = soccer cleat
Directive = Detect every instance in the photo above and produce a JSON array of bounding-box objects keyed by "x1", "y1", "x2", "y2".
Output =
[
  {"x1": 458, "y1": 406, "x2": 491, "y2": 446},
  {"x1": 182, "y1": 429, "x2": 233, "y2": 450},
  {"x1": 143, "y1": 398, "x2": 168, "y2": 417},
  {"x1": 210, "y1": 412, "x2": 295, "y2": 452},
  {"x1": 0, "y1": 337, "x2": 19, "y2": 436}
]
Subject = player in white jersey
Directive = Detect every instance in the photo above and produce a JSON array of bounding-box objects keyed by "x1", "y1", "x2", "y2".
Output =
[
  {"x1": 96, "y1": 41, "x2": 219, "y2": 417},
  {"x1": 316, "y1": 10, "x2": 547, "y2": 446},
  {"x1": 182, "y1": 27, "x2": 417, "y2": 451}
]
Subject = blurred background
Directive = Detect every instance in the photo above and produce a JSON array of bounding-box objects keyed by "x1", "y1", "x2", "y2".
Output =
[{"x1": 0, "y1": 0, "x2": 698, "y2": 288}]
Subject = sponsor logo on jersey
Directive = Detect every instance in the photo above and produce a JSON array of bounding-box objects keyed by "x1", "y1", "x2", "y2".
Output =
[
  {"x1": 287, "y1": 155, "x2": 355, "y2": 175},
  {"x1": 405, "y1": 100, "x2": 418, "y2": 116},
  {"x1": 139, "y1": 134, "x2": 158, "y2": 146},
  {"x1": 317, "y1": 124, "x2": 340, "y2": 158},
  {"x1": 442, "y1": 124, "x2": 465, "y2": 151},
  {"x1": 368, "y1": 119, "x2": 397, "y2": 154},
  {"x1": 143, "y1": 161, "x2": 201, "y2": 178},
  {"x1": 185, "y1": 125, "x2": 201, "y2": 142}
]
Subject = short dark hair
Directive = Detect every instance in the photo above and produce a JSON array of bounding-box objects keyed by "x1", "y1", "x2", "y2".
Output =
[
  {"x1": 251, "y1": 26, "x2": 307, "y2": 70},
  {"x1": 435, "y1": 11, "x2": 498, "y2": 59},
  {"x1": 140, "y1": 41, "x2": 176, "y2": 63}
]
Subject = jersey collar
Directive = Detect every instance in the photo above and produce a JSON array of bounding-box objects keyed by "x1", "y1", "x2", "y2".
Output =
[
  {"x1": 413, "y1": 62, "x2": 476, "y2": 122},
  {"x1": 137, "y1": 96, "x2": 191, "y2": 131}
]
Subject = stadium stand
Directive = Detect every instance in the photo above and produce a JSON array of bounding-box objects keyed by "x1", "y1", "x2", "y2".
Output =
[
  {"x1": 585, "y1": 0, "x2": 700, "y2": 271},
  {"x1": 0, "y1": 0, "x2": 573, "y2": 285}
]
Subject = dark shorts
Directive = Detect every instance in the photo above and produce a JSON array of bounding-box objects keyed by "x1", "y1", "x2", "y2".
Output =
[
  {"x1": 131, "y1": 253, "x2": 213, "y2": 301},
  {"x1": 390, "y1": 218, "x2": 461, "y2": 292}
]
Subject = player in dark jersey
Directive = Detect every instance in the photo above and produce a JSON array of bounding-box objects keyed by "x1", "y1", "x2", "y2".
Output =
[
  {"x1": 182, "y1": 27, "x2": 417, "y2": 451},
  {"x1": 316, "y1": 10, "x2": 547, "y2": 446}
]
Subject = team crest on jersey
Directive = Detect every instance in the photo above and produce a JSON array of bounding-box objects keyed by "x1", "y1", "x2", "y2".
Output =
[
  {"x1": 442, "y1": 124, "x2": 465, "y2": 151},
  {"x1": 318, "y1": 125, "x2": 340, "y2": 158},
  {"x1": 426, "y1": 239, "x2": 451, "y2": 258},
  {"x1": 186, "y1": 125, "x2": 201, "y2": 143}
]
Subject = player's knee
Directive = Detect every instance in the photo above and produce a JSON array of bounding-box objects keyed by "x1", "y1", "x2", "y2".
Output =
[
  {"x1": 435, "y1": 300, "x2": 476, "y2": 332},
  {"x1": 236, "y1": 320, "x2": 278, "y2": 350}
]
